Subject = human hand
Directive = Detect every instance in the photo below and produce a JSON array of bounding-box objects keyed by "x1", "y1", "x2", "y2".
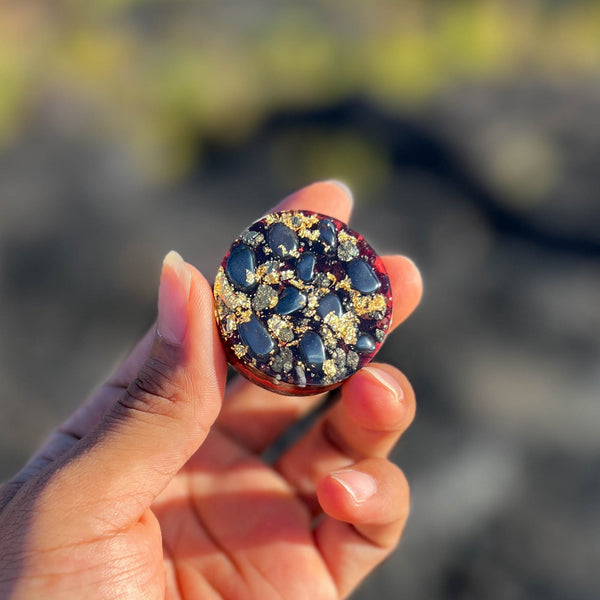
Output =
[{"x1": 0, "y1": 182, "x2": 422, "y2": 600}]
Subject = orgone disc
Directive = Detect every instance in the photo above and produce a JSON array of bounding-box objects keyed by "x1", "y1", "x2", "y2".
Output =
[{"x1": 213, "y1": 210, "x2": 392, "y2": 396}]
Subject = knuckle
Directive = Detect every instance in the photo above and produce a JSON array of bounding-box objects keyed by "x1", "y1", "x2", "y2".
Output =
[
  {"x1": 393, "y1": 466, "x2": 411, "y2": 518},
  {"x1": 120, "y1": 356, "x2": 186, "y2": 419},
  {"x1": 402, "y1": 379, "x2": 417, "y2": 427},
  {"x1": 397, "y1": 467, "x2": 410, "y2": 497},
  {"x1": 370, "y1": 362, "x2": 417, "y2": 424}
]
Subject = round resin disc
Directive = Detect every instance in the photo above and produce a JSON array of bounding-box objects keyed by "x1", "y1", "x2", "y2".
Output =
[{"x1": 213, "y1": 210, "x2": 392, "y2": 395}]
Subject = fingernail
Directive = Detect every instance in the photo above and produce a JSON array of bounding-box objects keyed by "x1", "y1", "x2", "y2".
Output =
[
  {"x1": 157, "y1": 251, "x2": 191, "y2": 345},
  {"x1": 363, "y1": 366, "x2": 403, "y2": 405},
  {"x1": 326, "y1": 180, "x2": 354, "y2": 205},
  {"x1": 330, "y1": 470, "x2": 377, "y2": 504}
]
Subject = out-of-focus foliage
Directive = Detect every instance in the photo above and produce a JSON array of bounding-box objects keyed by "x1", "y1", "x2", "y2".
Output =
[{"x1": 1, "y1": 0, "x2": 599, "y2": 179}]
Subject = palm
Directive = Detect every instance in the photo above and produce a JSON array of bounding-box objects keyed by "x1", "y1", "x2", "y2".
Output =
[{"x1": 153, "y1": 427, "x2": 335, "y2": 599}]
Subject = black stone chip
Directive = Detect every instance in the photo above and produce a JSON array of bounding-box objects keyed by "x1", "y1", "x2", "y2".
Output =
[
  {"x1": 355, "y1": 333, "x2": 376, "y2": 354},
  {"x1": 317, "y1": 293, "x2": 343, "y2": 319},
  {"x1": 347, "y1": 259, "x2": 381, "y2": 293},
  {"x1": 275, "y1": 287, "x2": 307, "y2": 315},
  {"x1": 226, "y1": 245, "x2": 257, "y2": 291},
  {"x1": 267, "y1": 223, "x2": 299, "y2": 257},
  {"x1": 300, "y1": 331, "x2": 326, "y2": 366},
  {"x1": 296, "y1": 252, "x2": 316, "y2": 282},
  {"x1": 238, "y1": 315, "x2": 275, "y2": 356}
]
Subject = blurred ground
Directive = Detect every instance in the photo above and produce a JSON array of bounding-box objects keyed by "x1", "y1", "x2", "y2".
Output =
[{"x1": 1, "y1": 1, "x2": 600, "y2": 599}]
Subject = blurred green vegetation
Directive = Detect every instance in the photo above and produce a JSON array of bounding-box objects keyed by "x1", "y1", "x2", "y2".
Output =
[{"x1": 1, "y1": 0, "x2": 599, "y2": 180}]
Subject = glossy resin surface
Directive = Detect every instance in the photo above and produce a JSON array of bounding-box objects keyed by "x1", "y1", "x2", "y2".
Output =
[{"x1": 213, "y1": 210, "x2": 392, "y2": 395}]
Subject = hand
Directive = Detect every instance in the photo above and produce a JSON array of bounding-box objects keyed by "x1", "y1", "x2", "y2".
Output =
[{"x1": 0, "y1": 182, "x2": 422, "y2": 600}]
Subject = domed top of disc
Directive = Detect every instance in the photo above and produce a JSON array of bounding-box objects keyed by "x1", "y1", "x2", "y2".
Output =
[{"x1": 213, "y1": 210, "x2": 392, "y2": 396}]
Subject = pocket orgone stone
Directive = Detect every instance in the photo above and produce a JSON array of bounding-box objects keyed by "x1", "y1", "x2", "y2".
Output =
[{"x1": 213, "y1": 210, "x2": 392, "y2": 395}]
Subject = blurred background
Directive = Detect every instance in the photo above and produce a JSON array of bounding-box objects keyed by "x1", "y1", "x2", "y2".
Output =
[{"x1": 1, "y1": 0, "x2": 599, "y2": 598}]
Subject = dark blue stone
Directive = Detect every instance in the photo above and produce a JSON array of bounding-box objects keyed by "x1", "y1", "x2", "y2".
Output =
[
  {"x1": 318, "y1": 219, "x2": 337, "y2": 251},
  {"x1": 275, "y1": 287, "x2": 307, "y2": 315},
  {"x1": 296, "y1": 252, "x2": 316, "y2": 282},
  {"x1": 346, "y1": 259, "x2": 381, "y2": 294},
  {"x1": 267, "y1": 223, "x2": 299, "y2": 257},
  {"x1": 238, "y1": 315, "x2": 275, "y2": 356},
  {"x1": 300, "y1": 332, "x2": 326, "y2": 366},
  {"x1": 355, "y1": 333, "x2": 376, "y2": 354},
  {"x1": 317, "y1": 293, "x2": 343, "y2": 319},
  {"x1": 226, "y1": 245, "x2": 256, "y2": 291}
]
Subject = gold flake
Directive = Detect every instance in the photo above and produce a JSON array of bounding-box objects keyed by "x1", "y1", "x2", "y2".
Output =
[
  {"x1": 289, "y1": 278, "x2": 309, "y2": 290},
  {"x1": 267, "y1": 314, "x2": 284, "y2": 332},
  {"x1": 336, "y1": 276, "x2": 353, "y2": 293},
  {"x1": 323, "y1": 359, "x2": 337, "y2": 379},
  {"x1": 298, "y1": 226, "x2": 320, "y2": 241},
  {"x1": 264, "y1": 211, "x2": 320, "y2": 234},
  {"x1": 353, "y1": 293, "x2": 387, "y2": 317},
  {"x1": 338, "y1": 230, "x2": 358, "y2": 245},
  {"x1": 301, "y1": 292, "x2": 318, "y2": 318},
  {"x1": 324, "y1": 311, "x2": 359, "y2": 345},
  {"x1": 225, "y1": 315, "x2": 237, "y2": 332},
  {"x1": 255, "y1": 261, "x2": 284, "y2": 285},
  {"x1": 277, "y1": 244, "x2": 300, "y2": 258},
  {"x1": 267, "y1": 314, "x2": 294, "y2": 342},
  {"x1": 292, "y1": 318, "x2": 312, "y2": 336},
  {"x1": 233, "y1": 344, "x2": 247, "y2": 358},
  {"x1": 236, "y1": 309, "x2": 252, "y2": 324},
  {"x1": 214, "y1": 268, "x2": 251, "y2": 311}
]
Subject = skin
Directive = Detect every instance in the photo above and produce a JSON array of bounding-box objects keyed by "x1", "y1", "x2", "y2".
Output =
[{"x1": 0, "y1": 182, "x2": 423, "y2": 600}]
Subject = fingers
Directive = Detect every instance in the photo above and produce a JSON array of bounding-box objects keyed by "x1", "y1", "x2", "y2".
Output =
[
  {"x1": 269, "y1": 179, "x2": 354, "y2": 222},
  {"x1": 275, "y1": 363, "x2": 414, "y2": 597},
  {"x1": 325, "y1": 364, "x2": 416, "y2": 456},
  {"x1": 275, "y1": 363, "x2": 415, "y2": 508},
  {"x1": 218, "y1": 253, "x2": 422, "y2": 452},
  {"x1": 382, "y1": 254, "x2": 423, "y2": 329},
  {"x1": 40, "y1": 251, "x2": 227, "y2": 532},
  {"x1": 315, "y1": 458, "x2": 410, "y2": 598}
]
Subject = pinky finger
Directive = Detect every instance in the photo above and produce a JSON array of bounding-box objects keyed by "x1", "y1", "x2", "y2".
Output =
[{"x1": 315, "y1": 458, "x2": 410, "y2": 599}]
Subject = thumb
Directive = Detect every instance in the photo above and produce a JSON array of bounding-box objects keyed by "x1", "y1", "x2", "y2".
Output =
[{"x1": 46, "y1": 251, "x2": 227, "y2": 528}]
